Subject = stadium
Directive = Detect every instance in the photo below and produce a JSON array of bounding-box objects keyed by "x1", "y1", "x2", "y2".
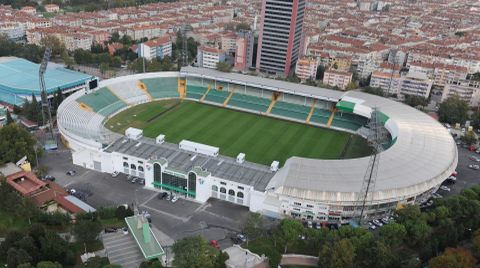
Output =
[
  {"x1": 57, "y1": 66, "x2": 458, "y2": 223},
  {"x1": 0, "y1": 57, "x2": 97, "y2": 106}
]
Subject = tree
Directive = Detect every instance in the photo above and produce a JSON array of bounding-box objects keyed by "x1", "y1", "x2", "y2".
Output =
[
  {"x1": 6, "y1": 109, "x2": 14, "y2": 124},
  {"x1": 235, "y1": 23, "x2": 251, "y2": 31},
  {"x1": 278, "y1": 219, "x2": 303, "y2": 253},
  {"x1": 99, "y1": 62, "x2": 109, "y2": 75},
  {"x1": 216, "y1": 62, "x2": 232, "y2": 72},
  {"x1": 40, "y1": 231, "x2": 68, "y2": 262},
  {"x1": 345, "y1": 81, "x2": 357, "y2": 90},
  {"x1": 379, "y1": 223, "x2": 407, "y2": 247},
  {"x1": 363, "y1": 86, "x2": 384, "y2": 96},
  {"x1": 243, "y1": 212, "x2": 264, "y2": 240},
  {"x1": 473, "y1": 229, "x2": 480, "y2": 258},
  {"x1": 40, "y1": 36, "x2": 66, "y2": 58},
  {"x1": 73, "y1": 220, "x2": 102, "y2": 243},
  {"x1": 319, "y1": 238, "x2": 355, "y2": 268},
  {"x1": 438, "y1": 96, "x2": 468, "y2": 124},
  {"x1": 403, "y1": 94, "x2": 428, "y2": 107},
  {"x1": 0, "y1": 123, "x2": 38, "y2": 166},
  {"x1": 429, "y1": 247, "x2": 476, "y2": 268},
  {"x1": 172, "y1": 236, "x2": 220, "y2": 268},
  {"x1": 37, "y1": 261, "x2": 62, "y2": 268},
  {"x1": 7, "y1": 248, "x2": 32, "y2": 268},
  {"x1": 115, "y1": 205, "x2": 133, "y2": 220},
  {"x1": 461, "y1": 131, "x2": 477, "y2": 146}
]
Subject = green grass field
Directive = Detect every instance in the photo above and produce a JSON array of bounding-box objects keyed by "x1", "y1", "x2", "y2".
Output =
[{"x1": 106, "y1": 100, "x2": 371, "y2": 165}]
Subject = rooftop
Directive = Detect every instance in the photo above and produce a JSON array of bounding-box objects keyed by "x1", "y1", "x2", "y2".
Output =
[
  {"x1": 105, "y1": 136, "x2": 274, "y2": 191},
  {"x1": 0, "y1": 57, "x2": 94, "y2": 100},
  {"x1": 6, "y1": 171, "x2": 46, "y2": 196}
]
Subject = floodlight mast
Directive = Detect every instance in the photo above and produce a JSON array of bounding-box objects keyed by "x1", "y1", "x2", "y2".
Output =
[
  {"x1": 353, "y1": 108, "x2": 388, "y2": 225},
  {"x1": 39, "y1": 46, "x2": 55, "y2": 140}
]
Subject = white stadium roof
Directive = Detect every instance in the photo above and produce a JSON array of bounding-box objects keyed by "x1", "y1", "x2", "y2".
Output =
[{"x1": 57, "y1": 69, "x2": 458, "y2": 205}]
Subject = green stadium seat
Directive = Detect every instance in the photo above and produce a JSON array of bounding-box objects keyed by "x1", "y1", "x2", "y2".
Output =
[
  {"x1": 271, "y1": 101, "x2": 310, "y2": 121},
  {"x1": 331, "y1": 112, "x2": 368, "y2": 131},
  {"x1": 77, "y1": 87, "x2": 126, "y2": 115},
  {"x1": 186, "y1": 85, "x2": 208, "y2": 100},
  {"x1": 204, "y1": 89, "x2": 230, "y2": 104},
  {"x1": 141, "y1": 77, "x2": 179, "y2": 99},
  {"x1": 228, "y1": 93, "x2": 270, "y2": 112},
  {"x1": 310, "y1": 108, "x2": 331, "y2": 125}
]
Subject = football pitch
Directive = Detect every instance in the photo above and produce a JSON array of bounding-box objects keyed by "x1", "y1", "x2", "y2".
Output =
[{"x1": 106, "y1": 100, "x2": 372, "y2": 165}]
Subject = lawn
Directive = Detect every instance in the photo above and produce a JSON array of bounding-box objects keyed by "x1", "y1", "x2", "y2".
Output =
[{"x1": 105, "y1": 100, "x2": 371, "y2": 165}]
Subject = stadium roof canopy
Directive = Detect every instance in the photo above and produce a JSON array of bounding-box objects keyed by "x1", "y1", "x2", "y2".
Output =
[{"x1": 0, "y1": 57, "x2": 94, "y2": 105}]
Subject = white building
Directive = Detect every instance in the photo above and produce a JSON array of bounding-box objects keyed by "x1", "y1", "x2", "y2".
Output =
[
  {"x1": 197, "y1": 46, "x2": 227, "y2": 69},
  {"x1": 137, "y1": 36, "x2": 172, "y2": 60},
  {"x1": 441, "y1": 79, "x2": 480, "y2": 107},
  {"x1": 370, "y1": 71, "x2": 433, "y2": 98},
  {"x1": 323, "y1": 70, "x2": 353, "y2": 90},
  {"x1": 295, "y1": 57, "x2": 318, "y2": 81}
]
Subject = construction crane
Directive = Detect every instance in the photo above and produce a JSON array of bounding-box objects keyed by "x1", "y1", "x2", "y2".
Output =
[
  {"x1": 353, "y1": 108, "x2": 388, "y2": 226},
  {"x1": 39, "y1": 46, "x2": 57, "y2": 150}
]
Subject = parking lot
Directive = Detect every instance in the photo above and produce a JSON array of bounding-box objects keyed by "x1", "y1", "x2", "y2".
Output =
[{"x1": 39, "y1": 149, "x2": 251, "y2": 250}]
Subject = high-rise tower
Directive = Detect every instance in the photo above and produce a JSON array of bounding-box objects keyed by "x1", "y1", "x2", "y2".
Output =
[{"x1": 256, "y1": 0, "x2": 306, "y2": 76}]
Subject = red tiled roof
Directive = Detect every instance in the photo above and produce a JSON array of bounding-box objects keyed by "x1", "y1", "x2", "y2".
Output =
[
  {"x1": 6, "y1": 171, "x2": 46, "y2": 196},
  {"x1": 54, "y1": 195, "x2": 83, "y2": 214}
]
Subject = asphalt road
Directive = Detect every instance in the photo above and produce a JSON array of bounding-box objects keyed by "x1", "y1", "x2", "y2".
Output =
[
  {"x1": 441, "y1": 144, "x2": 480, "y2": 197},
  {"x1": 39, "y1": 149, "x2": 250, "y2": 250}
]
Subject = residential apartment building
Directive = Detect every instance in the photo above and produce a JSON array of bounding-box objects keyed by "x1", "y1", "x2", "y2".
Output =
[
  {"x1": 441, "y1": 79, "x2": 480, "y2": 107},
  {"x1": 137, "y1": 36, "x2": 172, "y2": 60},
  {"x1": 234, "y1": 31, "x2": 255, "y2": 72},
  {"x1": 322, "y1": 70, "x2": 353, "y2": 90},
  {"x1": 370, "y1": 71, "x2": 433, "y2": 98},
  {"x1": 197, "y1": 46, "x2": 227, "y2": 69},
  {"x1": 256, "y1": 0, "x2": 306, "y2": 76},
  {"x1": 295, "y1": 57, "x2": 317, "y2": 81}
]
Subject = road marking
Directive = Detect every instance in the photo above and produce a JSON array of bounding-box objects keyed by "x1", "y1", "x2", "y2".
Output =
[
  {"x1": 140, "y1": 192, "x2": 159, "y2": 206},
  {"x1": 142, "y1": 204, "x2": 190, "y2": 222}
]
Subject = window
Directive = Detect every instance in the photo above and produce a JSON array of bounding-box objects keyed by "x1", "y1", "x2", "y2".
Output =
[
  {"x1": 153, "y1": 163, "x2": 161, "y2": 182},
  {"x1": 237, "y1": 192, "x2": 244, "y2": 198},
  {"x1": 188, "y1": 172, "x2": 196, "y2": 193},
  {"x1": 220, "y1": 181, "x2": 227, "y2": 185},
  {"x1": 130, "y1": 164, "x2": 136, "y2": 170},
  {"x1": 123, "y1": 162, "x2": 128, "y2": 167},
  {"x1": 237, "y1": 186, "x2": 244, "y2": 190},
  {"x1": 293, "y1": 202, "x2": 302, "y2": 206},
  {"x1": 138, "y1": 166, "x2": 144, "y2": 172},
  {"x1": 228, "y1": 189, "x2": 235, "y2": 196},
  {"x1": 123, "y1": 157, "x2": 128, "y2": 160},
  {"x1": 212, "y1": 185, "x2": 218, "y2": 192},
  {"x1": 220, "y1": 187, "x2": 226, "y2": 194},
  {"x1": 307, "y1": 204, "x2": 313, "y2": 208},
  {"x1": 138, "y1": 161, "x2": 143, "y2": 164}
]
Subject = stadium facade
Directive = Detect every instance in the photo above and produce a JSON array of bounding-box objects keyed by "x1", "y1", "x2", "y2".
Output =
[
  {"x1": 0, "y1": 57, "x2": 97, "y2": 106},
  {"x1": 57, "y1": 67, "x2": 457, "y2": 223}
]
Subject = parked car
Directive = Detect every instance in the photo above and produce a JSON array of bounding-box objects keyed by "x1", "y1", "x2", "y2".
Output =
[
  {"x1": 469, "y1": 155, "x2": 480, "y2": 162},
  {"x1": 171, "y1": 195, "x2": 178, "y2": 203},
  {"x1": 381, "y1": 217, "x2": 390, "y2": 224},
  {"x1": 230, "y1": 236, "x2": 241, "y2": 244},
  {"x1": 432, "y1": 193, "x2": 443, "y2": 199},
  {"x1": 104, "y1": 227, "x2": 117, "y2": 233},
  {"x1": 122, "y1": 227, "x2": 129, "y2": 235},
  {"x1": 446, "y1": 175, "x2": 457, "y2": 182},
  {"x1": 372, "y1": 219, "x2": 383, "y2": 227},
  {"x1": 158, "y1": 192, "x2": 168, "y2": 200},
  {"x1": 440, "y1": 185, "x2": 451, "y2": 192},
  {"x1": 66, "y1": 170, "x2": 76, "y2": 176},
  {"x1": 236, "y1": 234, "x2": 247, "y2": 242},
  {"x1": 130, "y1": 177, "x2": 138, "y2": 183},
  {"x1": 314, "y1": 222, "x2": 321, "y2": 230},
  {"x1": 137, "y1": 178, "x2": 145, "y2": 185},
  {"x1": 307, "y1": 221, "x2": 313, "y2": 228},
  {"x1": 468, "y1": 164, "x2": 480, "y2": 170},
  {"x1": 41, "y1": 175, "x2": 56, "y2": 182},
  {"x1": 111, "y1": 171, "x2": 119, "y2": 177},
  {"x1": 368, "y1": 223, "x2": 377, "y2": 230}
]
